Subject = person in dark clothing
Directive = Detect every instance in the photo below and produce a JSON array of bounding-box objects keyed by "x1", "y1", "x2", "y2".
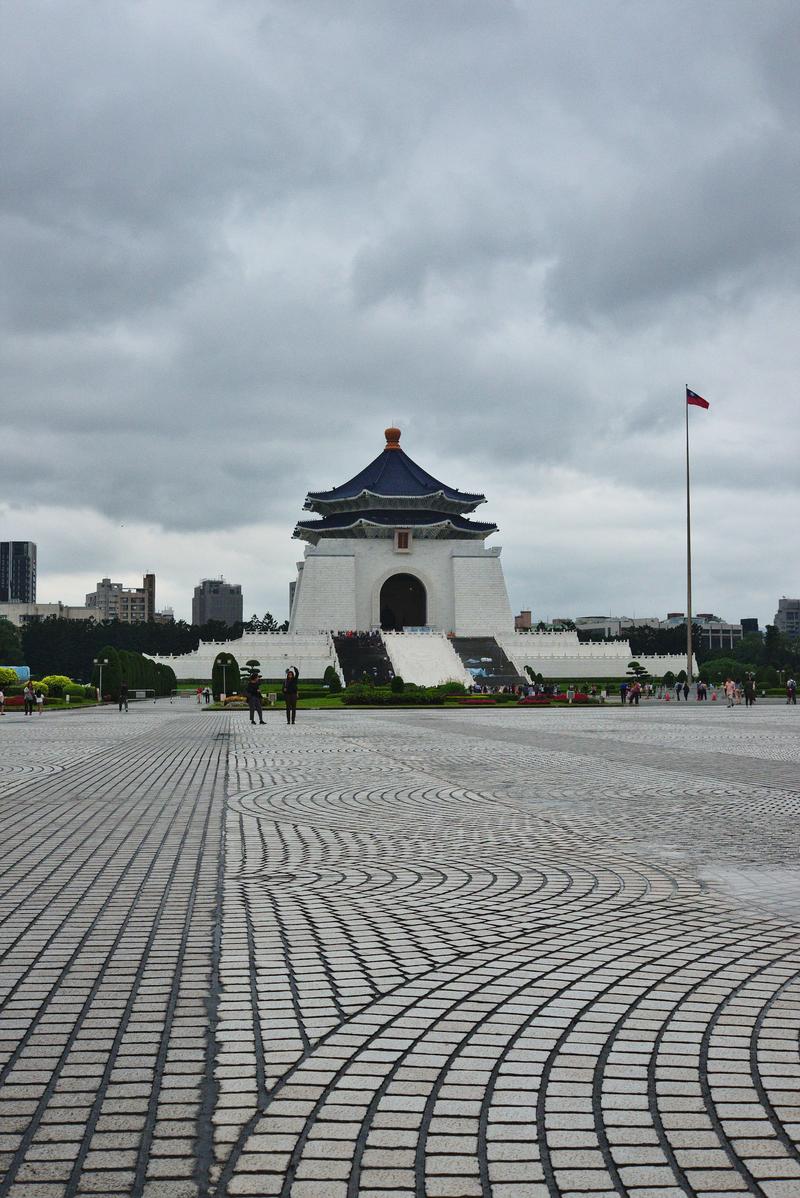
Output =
[
  {"x1": 744, "y1": 677, "x2": 756, "y2": 707},
  {"x1": 119, "y1": 679, "x2": 129, "y2": 713},
  {"x1": 619, "y1": 682, "x2": 628, "y2": 705},
  {"x1": 23, "y1": 683, "x2": 35, "y2": 715},
  {"x1": 245, "y1": 673, "x2": 264, "y2": 725},
  {"x1": 283, "y1": 667, "x2": 299, "y2": 725},
  {"x1": 683, "y1": 681, "x2": 690, "y2": 701}
]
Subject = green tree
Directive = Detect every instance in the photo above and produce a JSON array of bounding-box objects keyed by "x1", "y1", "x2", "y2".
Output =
[
  {"x1": 212, "y1": 652, "x2": 240, "y2": 700},
  {"x1": 701, "y1": 657, "x2": 755, "y2": 684},
  {"x1": 390, "y1": 675, "x2": 405, "y2": 694},
  {"x1": 0, "y1": 665, "x2": 19, "y2": 686},
  {"x1": 0, "y1": 617, "x2": 24, "y2": 665},
  {"x1": 627, "y1": 661, "x2": 649, "y2": 680},
  {"x1": 323, "y1": 665, "x2": 342, "y2": 694},
  {"x1": 92, "y1": 646, "x2": 121, "y2": 701},
  {"x1": 731, "y1": 634, "x2": 766, "y2": 666}
]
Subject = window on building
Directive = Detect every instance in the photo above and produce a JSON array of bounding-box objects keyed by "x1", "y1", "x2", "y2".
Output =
[{"x1": 394, "y1": 529, "x2": 411, "y2": 552}]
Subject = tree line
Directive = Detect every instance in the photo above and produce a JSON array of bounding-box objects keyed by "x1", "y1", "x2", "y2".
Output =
[{"x1": 15, "y1": 616, "x2": 276, "y2": 680}]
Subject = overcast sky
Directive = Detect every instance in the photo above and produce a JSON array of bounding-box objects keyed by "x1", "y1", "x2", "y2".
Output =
[{"x1": 2, "y1": 0, "x2": 798, "y2": 626}]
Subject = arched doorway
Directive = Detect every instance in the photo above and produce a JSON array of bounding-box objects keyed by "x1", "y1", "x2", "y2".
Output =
[{"x1": 380, "y1": 573, "x2": 427, "y2": 631}]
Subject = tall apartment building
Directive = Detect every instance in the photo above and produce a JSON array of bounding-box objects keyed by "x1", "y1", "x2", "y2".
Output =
[
  {"x1": 774, "y1": 597, "x2": 800, "y2": 639},
  {"x1": 85, "y1": 573, "x2": 156, "y2": 623},
  {"x1": 192, "y1": 578, "x2": 243, "y2": 627},
  {"x1": 0, "y1": 541, "x2": 37, "y2": 603}
]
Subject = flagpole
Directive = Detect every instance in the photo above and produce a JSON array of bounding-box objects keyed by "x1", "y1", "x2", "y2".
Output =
[{"x1": 685, "y1": 387, "x2": 693, "y2": 684}]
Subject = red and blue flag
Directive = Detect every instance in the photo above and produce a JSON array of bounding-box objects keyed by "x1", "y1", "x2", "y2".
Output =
[{"x1": 686, "y1": 387, "x2": 710, "y2": 409}]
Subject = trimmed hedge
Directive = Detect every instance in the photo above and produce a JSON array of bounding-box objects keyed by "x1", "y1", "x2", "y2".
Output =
[
  {"x1": 91, "y1": 646, "x2": 175, "y2": 699},
  {"x1": 324, "y1": 665, "x2": 342, "y2": 694},
  {"x1": 212, "y1": 652, "x2": 241, "y2": 701},
  {"x1": 343, "y1": 685, "x2": 444, "y2": 706}
]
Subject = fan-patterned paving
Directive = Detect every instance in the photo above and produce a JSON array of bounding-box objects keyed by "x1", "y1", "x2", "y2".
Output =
[{"x1": 0, "y1": 700, "x2": 798, "y2": 1198}]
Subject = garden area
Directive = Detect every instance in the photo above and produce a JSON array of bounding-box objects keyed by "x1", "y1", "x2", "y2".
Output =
[
  {"x1": 0, "y1": 668, "x2": 98, "y2": 709},
  {"x1": 200, "y1": 654, "x2": 614, "y2": 711}
]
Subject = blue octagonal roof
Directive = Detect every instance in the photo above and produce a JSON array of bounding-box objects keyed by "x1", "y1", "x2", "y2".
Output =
[{"x1": 305, "y1": 427, "x2": 485, "y2": 514}]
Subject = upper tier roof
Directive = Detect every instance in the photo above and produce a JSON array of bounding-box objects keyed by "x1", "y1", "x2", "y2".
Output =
[
  {"x1": 304, "y1": 427, "x2": 486, "y2": 515},
  {"x1": 294, "y1": 509, "x2": 498, "y2": 545}
]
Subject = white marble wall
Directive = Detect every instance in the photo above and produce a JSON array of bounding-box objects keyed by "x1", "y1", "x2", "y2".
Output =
[
  {"x1": 145, "y1": 632, "x2": 342, "y2": 682},
  {"x1": 498, "y1": 632, "x2": 696, "y2": 680},
  {"x1": 289, "y1": 537, "x2": 514, "y2": 636}
]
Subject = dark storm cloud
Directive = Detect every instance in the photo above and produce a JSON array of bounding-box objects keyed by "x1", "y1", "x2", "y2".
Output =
[{"x1": 1, "y1": 0, "x2": 798, "y2": 620}]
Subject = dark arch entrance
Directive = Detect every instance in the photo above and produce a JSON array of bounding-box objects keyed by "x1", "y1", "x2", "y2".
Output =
[{"x1": 380, "y1": 573, "x2": 427, "y2": 631}]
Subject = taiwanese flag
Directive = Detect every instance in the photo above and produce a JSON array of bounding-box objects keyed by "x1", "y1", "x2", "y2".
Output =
[{"x1": 687, "y1": 387, "x2": 710, "y2": 409}]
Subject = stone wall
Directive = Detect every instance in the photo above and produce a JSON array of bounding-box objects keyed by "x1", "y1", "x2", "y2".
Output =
[
  {"x1": 290, "y1": 554, "x2": 356, "y2": 633},
  {"x1": 452, "y1": 552, "x2": 515, "y2": 635},
  {"x1": 146, "y1": 632, "x2": 342, "y2": 682},
  {"x1": 289, "y1": 537, "x2": 514, "y2": 636},
  {"x1": 499, "y1": 632, "x2": 696, "y2": 680}
]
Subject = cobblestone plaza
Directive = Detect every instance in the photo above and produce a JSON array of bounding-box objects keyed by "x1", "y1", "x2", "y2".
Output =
[{"x1": 1, "y1": 701, "x2": 799, "y2": 1198}]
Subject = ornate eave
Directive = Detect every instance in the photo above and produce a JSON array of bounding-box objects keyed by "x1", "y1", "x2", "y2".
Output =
[
  {"x1": 294, "y1": 510, "x2": 497, "y2": 546},
  {"x1": 303, "y1": 488, "x2": 484, "y2": 517}
]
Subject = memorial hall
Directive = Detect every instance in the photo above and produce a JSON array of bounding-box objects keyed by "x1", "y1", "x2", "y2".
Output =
[{"x1": 149, "y1": 428, "x2": 690, "y2": 686}]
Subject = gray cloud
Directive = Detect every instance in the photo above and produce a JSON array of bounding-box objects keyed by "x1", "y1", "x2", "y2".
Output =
[{"x1": 0, "y1": 0, "x2": 798, "y2": 622}]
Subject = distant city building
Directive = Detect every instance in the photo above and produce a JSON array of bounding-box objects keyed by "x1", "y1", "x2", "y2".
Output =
[
  {"x1": 85, "y1": 573, "x2": 156, "y2": 623},
  {"x1": 774, "y1": 597, "x2": 800, "y2": 639},
  {"x1": 574, "y1": 616, "x2": 657, "y2": 639},
  {"x1": 740, "y1": 618, "x2": 760, "y2": 636},
  {"x1": 192, "y1": 578, "x2": 243, "y2": 627},
  {"x1": 0, "y1": 601, "x2": 94, "y2": 627},
  {"x1": 573, "y1": 612, "x2": 744, "y2": 654},
  {"x1": 514, "y1": 610, "x2": 532, "y2": 631},
  {"x1": 154, "y1": 607, "x2": 175, "y2": 624},
  {"x1": 0, "y1": 541, "x2": 37, "y2": 603}
]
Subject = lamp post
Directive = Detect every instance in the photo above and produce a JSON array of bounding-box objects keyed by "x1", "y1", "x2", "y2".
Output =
[
  {"x1": 220, "y1": 660, "x2": 227, "y2": 700},
  {"x1": 93, "y1": 658, "x2": 109, "y2": 704}
]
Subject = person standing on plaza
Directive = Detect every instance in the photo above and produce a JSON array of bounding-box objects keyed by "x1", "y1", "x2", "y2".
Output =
[
  {"x1": 283, "y1": 667, "x2": 299, "y2": 725},
  {"x1": 245, "y1": 672, "x2": 264, "y2": 725},
  {"x1": 744, "y1": 676, "x2": 756, "y2": 707},
  {"x1": 724, "y1": 677, "x2": 736, "y2": 708},
  {"x1": 786, "y1": 677, "x2": 797, "y2": 705},
  {"x1": 0, "y1": 687, "x2": 5, "y2": 715},
  {"x1": 566, "y1": 684, "x2": 575, "y2": 705},
  {"x1": 35, "y1": 689, "x2": 45, "y2": 714},
  {"x1": 119, "y1": 678, "x2": 129, "y2": 713},
  {"x1": 23, "y1": 682, "x2": 35, "y2": 715},
  {"x1": 683, "y1": 680, "x2": 690, "y2": 701},
  {"x1": 675, "y1": 680, "x2": 682, "y2": 701},
  {"x1": 620, "y1": 681, "x2": 628, "y2": 705}
]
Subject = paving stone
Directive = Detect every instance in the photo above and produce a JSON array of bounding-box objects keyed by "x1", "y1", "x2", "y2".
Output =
[{"x1": 2, "y1": 702, "x2": 800, "y2": 1197}]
